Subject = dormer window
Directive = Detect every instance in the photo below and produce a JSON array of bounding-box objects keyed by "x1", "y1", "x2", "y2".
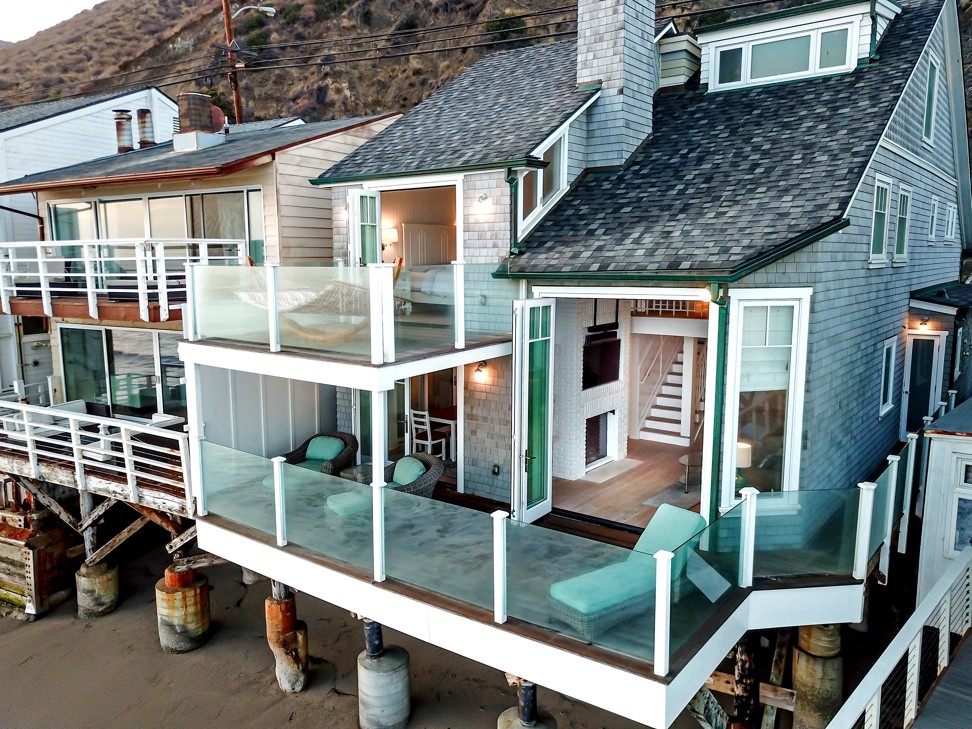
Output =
[
  {"x1": 712, "y1": 21, "x2": 855, "y2": 90},
  {"x1": 519, "y1": 134, "x2": 567, "y2": 234}
]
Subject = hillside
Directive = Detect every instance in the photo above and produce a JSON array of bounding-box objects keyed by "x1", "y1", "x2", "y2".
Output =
[{"x1": 0, "y1": 0, "x2": 969, "y2": 129}]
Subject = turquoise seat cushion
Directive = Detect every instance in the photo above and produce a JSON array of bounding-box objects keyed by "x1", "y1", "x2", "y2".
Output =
[
  {"x1": 392, "y1": 456, "x2": 426, "y2": 486},
  {"x1": 548, "y1": 558, "x2": 656, "y2": 615},
  {"x1": 294, "y1": 459, "x2": 325, "y2": 473},
  {"x1": 326, "y1": 491, "x2": 371, "y2": 516},
  {"x1": 306, "y1": 436, "x2": 344, "y2": 461}
]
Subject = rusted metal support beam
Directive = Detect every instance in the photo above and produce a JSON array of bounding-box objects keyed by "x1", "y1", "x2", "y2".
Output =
[
  {"x1": 78, "y1": 497, "x2": 116, "y2": 533},
  {"x1": 17, "y1": 477, "x2": 79, "y2": 532},
  {"x1": 85, "y1": 516, "x2": 149, "y2": 566},
  {"x1": 171, "y1": 553, "x2": 227, "y2": 572},
  {"x1": 165, "y1": 525, "x2": 197, "y2": 554},
  {"x1": 125, "y1": 502, "x2": 182, "y2": 535}
]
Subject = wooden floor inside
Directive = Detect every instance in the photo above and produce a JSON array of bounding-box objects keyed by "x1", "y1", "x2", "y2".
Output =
[{"x1": 553, "y1": 438, "x2": 700, "y2": 528}]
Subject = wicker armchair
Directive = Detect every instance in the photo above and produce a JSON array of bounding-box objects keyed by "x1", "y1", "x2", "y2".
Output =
[
  {"x1": 383, "y1": 452, "x2": 444, "y2": 497},
  {"x1": 283, "y1": 431, "x2": 358, "y2": 476}
]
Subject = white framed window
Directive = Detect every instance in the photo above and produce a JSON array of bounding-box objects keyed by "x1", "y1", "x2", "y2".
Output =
[
  {"x1": 929, "y1": 196, "x2": 940, "y2": 243},
  {"x1": 947, "y1": 475, "x2": 972, "y2": 557},
  {"x1": 945, "y1": 204, "x2": 958, "y2": 241},
  {"x1": 893, "y1": 185, "x2": 912, "y2": 262},
  {"x1": 923, "y1": 56, "x2": 940, "y2": 145},
  {"x1": 347, "y1": 189, "x2": 380, "y2": 265},
  {"x1": 879, "y1": 337, "x2": 896, "y2": 416},
  {"x1": 710, "y1": 20, "x2": 855, "y2": 90},
  {"x1": 519, "y1": 133, "x2": 567, "y2": 235},
  {"x1": 870, "y1": 175, "x2": 892, "y2": 263}
]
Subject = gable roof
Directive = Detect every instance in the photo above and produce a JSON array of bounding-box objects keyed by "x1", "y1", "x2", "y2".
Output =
[
  {"x1": 510, "y1": 0, "x2": 946, "y2": 279},
  {"x1": 314, "y1": 40, "x2": 598, "y2": 184},
  {"x1": 0, "y1": 115, "x2": 394, "y2": 194},
  {"x1": 0, "y1": 88, "x2": 170, "y2": 134}
]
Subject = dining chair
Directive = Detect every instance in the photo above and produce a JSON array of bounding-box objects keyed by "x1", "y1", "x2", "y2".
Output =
[{"x1": 409, "y1": 409, "x2": 447, "y2": 459}]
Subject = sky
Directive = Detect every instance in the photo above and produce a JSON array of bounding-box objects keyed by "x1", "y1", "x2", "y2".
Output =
[{"x1": 3, "y1": 0, "x2": 100, "y2": 43}]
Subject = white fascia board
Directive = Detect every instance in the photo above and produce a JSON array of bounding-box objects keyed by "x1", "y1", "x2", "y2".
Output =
[
  {"x1": 909, "y1": 299, "x2": 958, "y2": 315},
  {"x1": 363, "y1": 172, "x2": 464, "y2": 191},
  {"x1": 654, "y1": 19, "x2": 677, "y2": 42},
  {"x1": 527, "y1": 91, "x2": 601, "y2": 159},
  {"x1": 746, "y1": 583, "x2": 864, "y2": 627},
  {"x1": 531, "y1": 285, "x2": 711, "y2": 301},
  {"x1": 196, "y1": 519, "x2": 670, "y2": 729},
  {"x1": 696, "y1": 1, "x2": 873, "y2": 44}
]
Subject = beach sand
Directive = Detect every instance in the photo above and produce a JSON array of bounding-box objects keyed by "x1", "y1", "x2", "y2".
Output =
[{"x1": 0, "y1": 549, "x2": 697, "y2": 729}]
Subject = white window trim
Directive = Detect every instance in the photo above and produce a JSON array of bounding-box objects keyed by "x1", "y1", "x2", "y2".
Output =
[
  {"x1": 869, "y1": 174, "x2": 892, "y2": 264},
  {"x1": 721, "y1": 287, "x2": 812, "y2": 510},
  {"x1": 929, "y1": 196, "x2": 940, "y2": 244},
  {"x1": 347, "y1": 188, "x2": 380, "y2": 266},
  {"x1": 518, "y1": 131, "x2": 569, "y2": 237},
  {"x1": 893, "y1": 184, "x2": 912, "y2": 263},
  {"x1": 709, "y1": 19, "x2": 857, "y2": 91},
  {"x1": 922, "y1": 54, "x2": 941, "y2": 147},
  {"x1": 879, "y1": 336, "x2": 897, "y2": 417}
]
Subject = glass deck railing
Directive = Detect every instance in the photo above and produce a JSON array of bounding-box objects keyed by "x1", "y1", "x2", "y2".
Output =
[{"x1": 187, "y1": 262, "x2": 516, "y2": 364}]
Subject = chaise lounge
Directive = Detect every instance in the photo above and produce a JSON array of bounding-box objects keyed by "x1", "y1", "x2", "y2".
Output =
[{"x1": 548, "y1": 503, "x2": 707, "y2": 641}]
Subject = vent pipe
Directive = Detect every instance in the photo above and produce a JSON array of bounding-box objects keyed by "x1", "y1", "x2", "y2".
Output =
[
  {"x1": 113, "y1": 109, "x2": 134, "y2": 154},
  {"x1": 136, "y1": 108, "x2": 155, "y2": 147}
]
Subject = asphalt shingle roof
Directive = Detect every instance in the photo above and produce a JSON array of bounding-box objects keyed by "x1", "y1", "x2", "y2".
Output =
[
  {"x1": 912, "y1": 280, "x2": 972, "y2": 311},
  {"x1": 510, "y1": 0, "x2": 944, "y2": 277},
  {"x1": 0, "y1": 115, "x2": 388, "y2": 193},
  {"x1": 0, "y1": 89, "x2": 165, "y2": 134},
  {"x1": 316, "y1": 40, "x2": 598, "y2": 182}
]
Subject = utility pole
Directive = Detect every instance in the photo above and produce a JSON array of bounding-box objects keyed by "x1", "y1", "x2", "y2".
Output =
[{"x1": 220, "y1": 0, "x2": 245, "y2": 124}]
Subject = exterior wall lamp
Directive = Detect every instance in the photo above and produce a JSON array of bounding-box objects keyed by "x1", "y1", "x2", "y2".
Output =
[{"x1": 474, "y1": 361, "x2": 488, "y2": 383}]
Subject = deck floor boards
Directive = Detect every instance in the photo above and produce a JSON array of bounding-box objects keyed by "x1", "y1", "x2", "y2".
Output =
[{"x1": 913, "y1": 637, "x2": 972, "y2": 728}]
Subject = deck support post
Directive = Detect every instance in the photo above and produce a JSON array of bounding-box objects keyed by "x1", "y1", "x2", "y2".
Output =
[
  {"x1": 730, "y1": 633, "x2": 757, "y2": 729},
  {"x1": 498, "y1": 676, "x2": 557, "y2": 728},
  {"x1": 792, "y1": 624, "x2": 842, "y2": 729},
  {"x1": 76, "y1": 561, "x2": 119, "y2": 618},
  {"x1": 266, "y1": 581, "x2": 308, "y2": 693},
  {"x1": 357, "y1": 618, "x2": 410, "y2": 729},
  {"x1": 155, "y1": 564, "x2": 210, "y2": 653}
]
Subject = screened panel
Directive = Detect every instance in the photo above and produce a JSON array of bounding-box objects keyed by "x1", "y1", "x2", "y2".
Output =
[
  {"x1": 148, "y1": 197, "x2": 187, "y2": 238},
  {"x1": 818, "y1": 28, "x2": 849, "y2": 69},
  {"x1": 751, "y1": 35, "x2": 810, "y2": 79}
]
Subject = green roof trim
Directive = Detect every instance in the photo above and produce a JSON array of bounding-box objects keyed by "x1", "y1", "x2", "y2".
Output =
[
  {"x1": 575, "y1": 82, "x2": 602, "y2": 93},
  {"x1": 309, "y1": 157, "x2": 546, "y2": 187},
  {"x1": 696, "y1": 0, "x2": 896, "y2": 35}
]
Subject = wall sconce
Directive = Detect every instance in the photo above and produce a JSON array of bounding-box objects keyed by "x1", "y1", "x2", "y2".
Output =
[
  {"x1": 473, "y1": 192, "x2": 490, "y2": 216},
  {"x1": 474, "y1": 361, "x2": 488, "y2": 383},
  {"x1": 381, "y1": 227, "x2": 399, "y2": 250},
  {"x1": 919, "y1": 317, "x2": 929, "y2": 331}
]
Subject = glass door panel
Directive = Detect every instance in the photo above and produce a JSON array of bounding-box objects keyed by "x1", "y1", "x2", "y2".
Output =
[
  {"x1": 107, "y1": 329, "x2": 157, "y2": 418},
  {"x1": 159, "y1": 333, "x2": 187, "y2": 419},
  {"x1": 61, "y1": 327, "x2": 108, "y2": 408},
  {"x1": 905, "y1": 337, "x2": 936, "y2": 432}
]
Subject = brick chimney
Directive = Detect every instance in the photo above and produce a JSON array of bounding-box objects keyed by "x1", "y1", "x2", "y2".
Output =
[
  {"x1": 113, "y1": 109, "x2": 134, "y2": 154},
  {"x1": 577, "y1": 0, "x2": 658, "y2": 168},
  {"x1": 173, "y1": 93, "x2": 225, "y2": 152}
]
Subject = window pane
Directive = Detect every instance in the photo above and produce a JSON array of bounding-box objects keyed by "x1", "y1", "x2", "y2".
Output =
[
  {"x1": 51, "y1": 203, "x2": 97, "y2": 241},
  {"x1": 102, "y1": 199, "x2": 145, "y2": 238},
  {"x1": 247, "y1": 189, "x2": 265, "y2": 264},
  {"x1": 895, "y1": 193, "x2": 910, "y2": 256},
  {"x1": 923, "y1": 63, "x2": 938, "y2": 139},
  {"x1": 741, "y1": 305, "x2": 767, "y2": 346},
  {"x1": 767, "y1": 306, "x2": 794, "y2": 346},
  {"x1": 159, "y1": 333, "x2": 187, "y2": 419},
  {"x1": 542, "y1": 140, "x2": 562, "y2": 203},
  {"x1": 718, "y1": 47, "x2": 743, "y2": 84},
  {"x1": 751, "y1": 35, "x2": 811, "y2": 79},
  {"x1": 955, "y1": 496, "x2": 972, "y2": 552},
  {"x1": 359, "y1": 194, "x2": 379, "y2": 264},
  {"x1": 818, "y1": 28, "x2": 848, "y2": 69},
  {"x1": 108, "y1": 329, "x2": 157, "y2": 418},
  {"x1": 149, "y1": 197, "x2": 187, "y2": 238},
  {"x1": 201, "y1": 192, "x2": 245, "y2": 239},
  {"x1": 522, "y1": 170, "x2": 538, "y2": 218},
  {"x1": 882, "y1": 347, "x2": 893, "y2": 405},
  {"x1": 61, "y1": 327, "x2": 108, "y2": 406}
]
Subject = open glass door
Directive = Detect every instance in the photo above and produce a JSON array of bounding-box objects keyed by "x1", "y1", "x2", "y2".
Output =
[
  {"x1": 348, "y1": 190, "x2": 381, "y2": 265},
  {"x1": 512, "y1": 299, "x2": 555, "y2": 522}
]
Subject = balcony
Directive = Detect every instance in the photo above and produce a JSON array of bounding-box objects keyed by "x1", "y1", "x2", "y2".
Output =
[
  {"x1": 0, "y1": 238, "x2": 244, "y2": 322},
  {"x1": 186, "y1": 262, "x2": 518, "y2": 365}
]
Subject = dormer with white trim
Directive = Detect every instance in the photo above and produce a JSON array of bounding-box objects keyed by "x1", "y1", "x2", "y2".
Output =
[{"x1": 697, "y1": 0, "x2": 902, "y2": 91}]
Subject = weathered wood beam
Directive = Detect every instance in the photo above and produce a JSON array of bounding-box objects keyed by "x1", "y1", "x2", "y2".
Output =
[
  {"x1": 17, "y1": 478, "x2": 79, "y2": 532},
  {"x1": 165, "y1": 525, "x2": 197, "y2": 554},
  {"x1": 78, "y1": 498, "x2": 117, "y2": 533},
  {"x1": 85, "y1": 516, "x2": 149, "y2": 566},
  {"x1": 732, "y1": 635, "x2": 757, "y2": 728},
  {"x1": 707, "y1": 672, "x2": 796, "y2": 713},
  {"x1": 171, "y1": 553, "x2": 226, "y2": 572},
  {"x1": 761, "y1": 630, "x2": 792, "y2": 729},
  {"x1": 125, "y1": 502, "x2": 181, "y2": 535},
  {"x1": 66, "y1": 544, "x2": 86, "y2": 559}
]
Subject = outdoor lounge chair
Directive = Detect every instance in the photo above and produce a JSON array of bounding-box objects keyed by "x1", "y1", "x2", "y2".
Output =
[
  {"x1": 282, "y1": 431, "x2": 358, "y2": 476},
  {"x1": 326, "y1": 452, "x2": 444, "y2": 515},
  {"x1": 548, "y1": 503, "x2": 707, "y2": 641}
]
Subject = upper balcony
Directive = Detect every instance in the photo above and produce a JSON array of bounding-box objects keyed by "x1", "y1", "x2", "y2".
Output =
[
  {"x1": 185, "y1": 261, "x2": 518, "y2": 370},
  {"x1": 0, "y1": 238, "x2": 244, "y2": 323}
]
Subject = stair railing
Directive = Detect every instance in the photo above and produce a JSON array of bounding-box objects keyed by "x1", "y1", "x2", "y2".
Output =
[{"x1": 638, "y1": 337, "x2": 682, "y2": 428}]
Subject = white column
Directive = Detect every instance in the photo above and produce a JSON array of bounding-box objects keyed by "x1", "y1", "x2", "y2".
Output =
[
  {"x1": 82, "y1": 243, "x2": 98, "y2": 319},
  {"x1": 898, "y1": 433, "x2": 918, "y2": 554},
  {"x1": 273, "y1": 455, "x2": 287, "y2": 547},
  {"x1": 492, "y1": 510, "x2": 508, "y2": 624},
  {"x1": 854, "y1": 482, "x2": 877, "y2": 581},
  {"x1": 739, "y1": 486, "x2": 759, "y2": 588},
  {"x1": 452, "y1": 261, "x2": 465, "y2": 349},
  {"x1": 266, "y1": 263, "x2": 280, "y2": 353},
  {"x1": 184, "y1": 263, "x2": 199, "y2": 342},
  {"x1": 36, "y1": 244, "x2": 52, "y2": 317},
  {"x1": 155, "y1": 241, "x2": 170, "y2": 322},
  {"x1": 653, "y1": 549, "x2": 674, "y2": 677},
  {"x1": 879, "y1": 455, "x2": 900, "y2": 581},
  {"x1": 371, "y1": 389, "x2": 388, "y2": 582}
]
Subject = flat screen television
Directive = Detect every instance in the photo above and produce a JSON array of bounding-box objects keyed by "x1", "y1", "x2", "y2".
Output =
[{"x1": 582, "y1": 333, "x2": 621, "y2": 390}]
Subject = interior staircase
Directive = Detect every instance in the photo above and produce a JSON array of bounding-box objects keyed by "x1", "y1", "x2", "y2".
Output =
[{"x1": 640, "y1": 351, "x2": 690, "y2": 446}]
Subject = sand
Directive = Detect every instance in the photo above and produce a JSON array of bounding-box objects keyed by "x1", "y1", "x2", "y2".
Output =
[{"x1": 0, "y1": 550, "x2": 680, "y2": 729}]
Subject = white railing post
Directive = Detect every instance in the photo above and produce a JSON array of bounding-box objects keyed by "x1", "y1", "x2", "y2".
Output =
[
  {"x1": 492, "y1": 510, "x2": 508, "y2": 623},
  {"x1": 879, "y1": 455, "x2": 900, "y2": 582},
  {"x1": 22, "y1": 409, "x2": 40, "y2": 478},
  {"x1": 949, "y1": 390, "x2": 958, "y2": 411},
  {"x1": 653, "y1": 549, "x2": 674, "y2": 676},
  {"x1": 135, "y1": 241, "x2": 150, "y2": 322},
  {"x1": 121, "y1": 428, "x2": 139, "y2": 502},
  {"x1": 372, "y1": 481, "x2": 386, "y2": 582},
  {"x1": 193, "y1": 435, "x2": 207, "y2": 516},
  {"x1": 185, "y1": 263, "x2": 199, "y2": 342},
  {"x1": 82, "y1": 243, "x2": 98, "y2": 319},
  {"x1": 178, "y1": 436, "x2": 193, "y2": 516},
  {"x1": 917, "y1": 416, "x2": 934, "y2": 517},
  {"x1": 739, "y1": 486, "x2": 759, "y2": 588},
  {"x1": 899, "y1": 433, "x2": 918, "y2": 554},
  {"x1": 266, "y1": 263, "x2": 281, "y2": 353},
  {"x1": 864, "y1": 691, "x2": 881, "y2": 729},
  {"x1": 854, "y1": 482, "x2": 877, "y2": 581},
  {"x1": 937, "y1": 595, "x2": 950, "y2": 672},
  {"x1": 272, "y1": 456, "x2": 287, "y2": 547},
  {"x1": 154, "y1": 241, "x2": 170, "y2": 322},
  {"x1": 379, "y1": 264, "x2": 396, "y2": 363},
  {"x1": 938, "y1": 401, "x2": 947, "y2": 419},
  {"x1": 199, "y1": 241, "x2": 210, "y2": 266},
  {"x1": 46, "y1": 375, "x2": 57, "y2": 406},
  {"x1": 904, "y1": 633, "x2": 920, "y2": 724},
  {"x1": 0, "y1": 248, "x2": 11, "y2": 314},
  {"x1": 452, "y1": 261, "x2": 465, "y2": 350},
  {"x1": 36, "y1": 244, "x2": 52, "y2": 317},
  {"x1": 69, "y1": 418, "x2": 87, "y2": 493}
]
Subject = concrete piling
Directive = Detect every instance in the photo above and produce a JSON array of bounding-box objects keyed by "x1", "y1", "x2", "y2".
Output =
[
  {"x1": 793, "y1": 624, "x2": 843, "y2": 729},
  {"x1": 155, "y1": 566, "x2": 210, "y2": 653},
  {"x1": 498, "y1": 677, "x2": 557, "y2": 728},
  {"x1": 76, "y1": 562, "x2": 119, "y2": 618},
  {"x1": 241, "y1": 567, "x2": 265, "y2": 585},
  {"x1": 265, "y1": 592, "x2": 308, "y2": 692},
  {"x1": 357, "y1": 619, "x2": 410, "y2": 729}
]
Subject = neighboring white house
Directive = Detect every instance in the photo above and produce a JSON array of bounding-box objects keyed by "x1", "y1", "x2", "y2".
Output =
[{"x1": 0, "y1": 88, "x2": 177, "y2": 393}]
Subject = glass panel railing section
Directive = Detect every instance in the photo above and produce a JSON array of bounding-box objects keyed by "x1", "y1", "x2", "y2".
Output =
[
  {"x1": 465, "y1": 264, "x2": 516, "y2": 340},
  {"x1": 281, "y1": 462, "x2": 373, "y2": 573},
  {"x1": 870, "y1": 469, "x2": 893, "y2": 560},
  {"x1": 752, "y1": 489, "x2": 859, "y2": 579},
  {"x1": 894, "y1": 443, "x2": 910, "y2": 522},
  {"x1": 276, "y1": 266, "x2": 374, "y2": 357},
  {"x1": 194, "y1": 265, "x2": 270, "y2": 345},
  {"x1": 201, "y1": 440, "x2": 275, "y2": 537},
  {"x1": 393, "y1": 264, "x2": 456, "y2": 357},
  {"x1": 384, "y1": 488, "x2": 493, "y2": 610},
  {"x1": 670, "y1": 502, "x2": 744, "y2": 656},
  {"x1": 506, "y1": 521, "x2": 655, "y2": 662}
]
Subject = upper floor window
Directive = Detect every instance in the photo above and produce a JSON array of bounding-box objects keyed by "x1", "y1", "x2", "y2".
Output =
[
  {"x1": 870, "y1": 175, "x2": 891, "y2": 263},
  {"x1": 946, "y1": 203, "x2": 958, "y2": 241},
  {"x1": 879, "y1": 337, "x2": 896, "y2": 417},
  {"x1": 923, "y1": 57, "x2": 940, "y2": 145},
  {"x1": 929, "y1": 196, "x2": 940, "y2": 243},
  {"x1": 520, "y1": 134, "x2": 567, "y2": 234},
  {"x1": 712, "y1": 21, "x2": 854, "y2": 90},
  {"x1": 893, "y1": 185, "x2": 911, "y2": 262}
]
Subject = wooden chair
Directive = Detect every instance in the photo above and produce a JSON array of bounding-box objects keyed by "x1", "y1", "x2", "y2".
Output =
[{"x1": 409, "y1": 409, "x2": 447, "y2": 459}]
